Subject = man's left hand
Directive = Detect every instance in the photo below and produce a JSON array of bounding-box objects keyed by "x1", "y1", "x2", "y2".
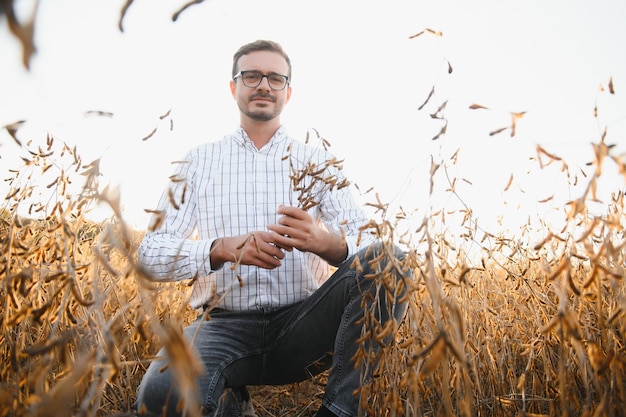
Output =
[{"x1": 267, "y1": 205, "x2": 348, "y2": 266}]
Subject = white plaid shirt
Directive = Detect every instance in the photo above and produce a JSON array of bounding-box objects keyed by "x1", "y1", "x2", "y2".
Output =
[{"x1": 138, "y1": 126, "x2": 374, "y2": 311}]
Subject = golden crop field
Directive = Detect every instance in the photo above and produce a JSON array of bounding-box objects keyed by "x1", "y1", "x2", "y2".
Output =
[{"x1": 2, "y1": 99, "x2": 625, "y2": 417}]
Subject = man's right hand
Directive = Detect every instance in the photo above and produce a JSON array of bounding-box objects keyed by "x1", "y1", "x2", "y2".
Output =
[{"x1": 210, "y1": 232, "x2": 286, "y2": 270}]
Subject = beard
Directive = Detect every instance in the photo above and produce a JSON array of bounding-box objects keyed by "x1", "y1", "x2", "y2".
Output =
[
  {"x1": 238, "y1": 93, "x2": 282, "y2": 121},
  {"x1": 245, "y1": 108, "x2": 277, "y2": 121}
]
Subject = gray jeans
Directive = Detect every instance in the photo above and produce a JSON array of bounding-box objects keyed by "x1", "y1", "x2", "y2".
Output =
[{"x1": 135, "y1": 242, "x2": 408, "y2": 417}]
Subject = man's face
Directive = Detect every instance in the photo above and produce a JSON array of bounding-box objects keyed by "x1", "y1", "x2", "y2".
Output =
[{"x1": 230, "y1": 50, "x2": 292, "y2": 122}]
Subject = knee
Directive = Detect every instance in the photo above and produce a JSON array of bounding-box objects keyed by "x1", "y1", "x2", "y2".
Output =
[
  {"x1": 135, "y1": 361, "x2": 181, "y2": 416},
  {"x1": 359, "y1": 241, "x2": 406, "y2": 266},
  {"x1": 359, "y1": 241, "x2": 410, "y2": 285}
]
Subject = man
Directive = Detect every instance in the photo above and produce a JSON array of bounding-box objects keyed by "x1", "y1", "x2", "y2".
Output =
[{"x1": 135, "y1": 40, "x2": 409, "y2": 417}]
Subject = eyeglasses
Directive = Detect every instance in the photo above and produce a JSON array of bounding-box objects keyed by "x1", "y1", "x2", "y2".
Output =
[{"x1": 233, "y1": 70, "x2": 290, "y2": 91}]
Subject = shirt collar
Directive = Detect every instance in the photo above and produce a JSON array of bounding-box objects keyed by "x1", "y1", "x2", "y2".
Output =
[{"x1": 234, "y1": 126, "x2": 288, "y2": 151}]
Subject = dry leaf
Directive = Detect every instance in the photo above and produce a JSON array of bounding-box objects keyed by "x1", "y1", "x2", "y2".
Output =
[
  {"x1": 4, "y1": 120, "x2": 26, "y2": 146},
  {"x1": 503, "y1": 174, "x2": 514, "y2": 191},
  {"x1": 118, "y1": 0, "x2": 135, "y2": 32},
  {"x1": 489, "y1": 126, "x2": 508, "y2": 136},
  {"x1": 142, "y1": 126, "x2": 158, "y2": 141},
  {"x1": 425, "y1": 28, "x2": 443, "y2": 36},
  {"x1": 431, "y1": 121, "x2": 447, "y2": 141},
  {"x1": 160, "y1": 108, "x2": 172, "y2": 119},
  {"x1": 4, "y1": 0, "x2": 38, "y2": 69},
  {"x1": 173, "y1": 0, "x2": 206, "y2": 22},
  {"x1": 418, "y1": 86, "x2": 435, "y2": 111}
]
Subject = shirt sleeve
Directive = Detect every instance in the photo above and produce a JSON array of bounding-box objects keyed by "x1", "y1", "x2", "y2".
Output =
[
  {"x1": 137, "y1": 148, "x2": 221, "y2": 281},
  {"x1": 314, "y1": 151, "x2": 375, "y2": 260}
]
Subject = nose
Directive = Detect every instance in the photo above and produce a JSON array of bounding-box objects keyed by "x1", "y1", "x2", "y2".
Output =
[{"x1": 257, "y1": 75, "x2": 272, "y2": 90}]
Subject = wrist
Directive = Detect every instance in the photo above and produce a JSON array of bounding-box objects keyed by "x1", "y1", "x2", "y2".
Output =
[
  {"x1": 210, "y1": 238, "x2": 226, "y2": 270},
  {"x1": 320, "y1": 232, "x2": 347, "y2": 267}
]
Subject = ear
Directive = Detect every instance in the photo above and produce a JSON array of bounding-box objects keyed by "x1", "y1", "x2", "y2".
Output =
[
  {"x1": 285, "y1": 85, "x2": 292, "y2": 103},
  {"x1": 229, "y1": 80, "x2": 237, "y2": 98}
]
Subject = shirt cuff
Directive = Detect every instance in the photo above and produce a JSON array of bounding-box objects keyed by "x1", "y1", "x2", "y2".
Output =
[
  {"x1": 186, "y1": 238, "x2": 222, "y2": 277},
  {"x1": 345, "y1": 232, "x2": 375, "y2": 259}
]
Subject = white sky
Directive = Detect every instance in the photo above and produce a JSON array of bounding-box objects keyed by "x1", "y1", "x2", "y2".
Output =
[{"x1": 1, "y1": 0, "x2": 625, "y2": 233}]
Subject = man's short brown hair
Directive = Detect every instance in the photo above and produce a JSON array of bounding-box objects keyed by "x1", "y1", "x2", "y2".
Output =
[{"x1": 232, "y1": 40, "x2": 292, "y2": 80}]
